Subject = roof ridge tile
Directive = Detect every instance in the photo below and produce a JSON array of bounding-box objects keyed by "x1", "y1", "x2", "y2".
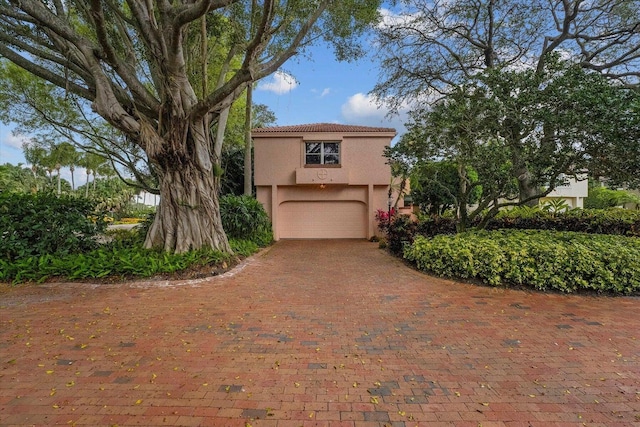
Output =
[{"x1": 252, "y1": 123, "x2": 396, "y2": 133}]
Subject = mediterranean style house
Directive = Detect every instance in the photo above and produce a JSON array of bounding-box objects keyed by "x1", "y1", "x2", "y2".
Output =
[{"x1": 252, "y1": 123, "x2": 398, "y2": 240}]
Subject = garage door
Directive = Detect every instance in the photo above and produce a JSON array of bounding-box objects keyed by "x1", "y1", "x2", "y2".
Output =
[{"x1": 279, "y1": 201, "x2": 367, "y2": 239}]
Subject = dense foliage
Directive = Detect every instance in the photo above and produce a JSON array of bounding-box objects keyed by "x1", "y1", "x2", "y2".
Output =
[
  {"x1": 384, "y1": 208, "x2": 640, "y2": 252},
  {"x1": 487, "y1": 207, "x2": 640, "y2": 236},
  {"x1": 381, "y1": 214, "x2": 417, "y2": 256},
  {"x1": 0, "y1": 227, "x2": 261, "y2": 283},
  {"x1": 0, "y1": 163, "x2": 46, "y2": 193},
  {"x1": 0, "y1": 246, "x2": 228, "y2": 283},
  {"x1": 409, "y1": 161, "x2": 481, "y2": 215},
  {"x1": 584, "y1": 186, "x2": 640, "y2": 209},
  {"x1": 405, "y1": 230, "x2": 640, "y2": 294},
  {"x1": 0, "y1": 193, "x2": 272, "y2": 284},
  {"x1": 380, "y1": 207, "x2": 640, "y2": 295},
  {"x1": 0, "y1": 192, "x2": 107, "y2": 261},
  {"x1": 388, "y1": 60, "x2": 640, "y2": 232},
  {"x1": 219, "y1": 195, "x2": 273, "y2": 246}
]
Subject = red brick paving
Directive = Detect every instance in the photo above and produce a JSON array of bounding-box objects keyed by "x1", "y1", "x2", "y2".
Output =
[{"x1": 1, "y1": 240, "x2": 639, "y2": 427}]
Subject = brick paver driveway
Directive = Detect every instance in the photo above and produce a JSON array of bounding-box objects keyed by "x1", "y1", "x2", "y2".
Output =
[{"x1": 1, "y1": 240, "x2": 639, "y2": 426}]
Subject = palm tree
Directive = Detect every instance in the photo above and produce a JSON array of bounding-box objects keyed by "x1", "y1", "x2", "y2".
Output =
[
  {"x1": 79, "y1": 152, "x2": 108, "y2": 197},
  {"x1": 38, "y1": 149, "x2": 57, "y2": 192},
  {"x1": 22, "y1": 142, "x2": 47, "y2": 192},
  {"x1": 49, "y1": 143, "x2": 76, "y2": 195},
  {"x1": 62, "y1": 144, "x2": 81, "y2": 191}
]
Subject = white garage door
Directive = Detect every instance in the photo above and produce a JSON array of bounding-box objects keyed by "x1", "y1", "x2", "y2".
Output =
[{"x1": 279, "y1": 201, "x2": 367, "y2": 239}]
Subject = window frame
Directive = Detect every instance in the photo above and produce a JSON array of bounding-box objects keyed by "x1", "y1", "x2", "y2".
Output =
[{"x1": 304, "y1": 141, "x2": 341, "y2": 167}]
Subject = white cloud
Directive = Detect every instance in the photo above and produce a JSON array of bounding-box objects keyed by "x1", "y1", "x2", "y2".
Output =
[
  {"x1": 3, "y1": 132, "x2": 29, "y2": 150},
  {"x1": 311, "y1": 87, "x2": 331, "y2": 98},
  {"x1": 377, "y1": 6, "x2": 425, "y2": 30},
  {"x1": 320, "y1": 88, "x2": 331, "y2": 98},
  {"x1": 341, "y1": 93, "x2": 386, "y2": 121},
  {"x1": 377, "y1": 7, "x2": 402, "y2": 28},
  {"x1": 257, "y1": 71, "x2": 298, "y2": 95},
  {"x1": 340, "y1": 93, "x2": 410, "y2": 140}
]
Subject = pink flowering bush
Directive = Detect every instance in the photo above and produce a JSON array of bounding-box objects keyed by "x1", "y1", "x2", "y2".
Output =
[{"x1": 375, "y1": 208, "x2": 396, "y2": 231}]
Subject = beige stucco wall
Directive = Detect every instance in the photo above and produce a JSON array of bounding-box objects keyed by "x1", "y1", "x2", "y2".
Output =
[
  {"x1": 254, "y1": 133, "x2": 392, "y2": 187},
  {"x1": 542, "y1": 177, "x2": 588, "y2": 209},
  {"x1": 253, "y1": 129, "x2": 396, "y2": 240},
  {"x1": 546, "y1": 177, "x2": 589, "y2": 199}
]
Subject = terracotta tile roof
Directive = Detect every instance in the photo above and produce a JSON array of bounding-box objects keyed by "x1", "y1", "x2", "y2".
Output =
[{"x1": 252, "y1": 123, "x2": 396, "y2": 134}]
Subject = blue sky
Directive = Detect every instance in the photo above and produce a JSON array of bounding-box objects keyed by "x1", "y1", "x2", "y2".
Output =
[
  {"x1": 253, "y1": 42, "x2": 408, "y2": 133},
  {"x1": 0, "y1": 19, "x2": 408, "y2": 174}
]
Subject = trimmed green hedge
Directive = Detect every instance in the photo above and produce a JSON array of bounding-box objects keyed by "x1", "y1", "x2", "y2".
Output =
[
  {"x1": 411, "y1": 208, "x2": 640, "y2": 239},
  {"x1": 487, "y1": 207, "x2": 640, "y2": 236},
  {"x1": 405, "y1": 230, "x2": 640, "y2": 294}
]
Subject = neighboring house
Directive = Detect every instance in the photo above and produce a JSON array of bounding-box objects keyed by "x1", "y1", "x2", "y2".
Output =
[
  {"x1": 252, "y1": 123, "x2": 398, "y2": 240},
  {"x1": 134, "y1": 191, "x2": 159, "y2": 207},
  {"x1": 540, "y1": 176, "x2": 588, "y2": 208}
]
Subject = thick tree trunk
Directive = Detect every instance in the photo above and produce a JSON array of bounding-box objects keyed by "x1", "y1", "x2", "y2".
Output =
[
  {"x1": 516, "y1": 167, "x2": 540, "y2": 207},
  {"x1": 509, "y1": 133, "x2": 540, "y2": 207},
  {"x1": 144, "y1": 121, "x2": 231, "y2": 254},
  {"x1": 456, "y1": 162, "x2": 469, "y2": 232},
  {"x1": 144, "y1": 166, "x2": 230, "y2": 253}
]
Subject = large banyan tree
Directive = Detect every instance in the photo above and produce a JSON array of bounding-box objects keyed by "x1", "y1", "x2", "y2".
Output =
[{"x1": 0, "y1": 0, "x2": 381, "y2": 252}]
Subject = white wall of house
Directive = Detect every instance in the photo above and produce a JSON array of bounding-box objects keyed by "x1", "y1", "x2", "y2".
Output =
[
  {"x1": 134, "y1": 191, "x2": 159, "y2": 207},
  {"x1": 541, "y1": 177, "x2": 589, "y2": 208}
]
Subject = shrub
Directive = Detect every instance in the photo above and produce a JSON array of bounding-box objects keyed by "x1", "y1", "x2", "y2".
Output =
[
  {"x1": 119, "y1": 203, "x2": 156, "y2": 219},
  {"x1": 0, "y1": 195, "x2": 270, "y2": 284},
  {"x1": 584, "y1": 186, "x2": 640, "y2": 209},
  {"x1": 416, "y1": 208, "x2": 640, "y2": 237},
  {"x1": 374, "y1": 208, "x2": 396, "y2": 233},
  {"x1": 219, "y1": 194, "x2": 272, "y2": 246},
  {"x1": 415, "y1": 215, "x2": 458, "y2": 237},
  {"x1": 0, "y1": 192, "x2": 107, "y2": 261},
  {"x1": 385, "y1": 214, "x2": 417, "y2": 255},
  {"x1": 229, "y1": 239, "x2": 259, "y2": 257},
  {"x1": 405, "y1": 230, "x2": 640, "y2": 294},
  {"x1": 487, "y1": 208, "x2": 640, "y2": 236},
  {"x1": 0, "y1": 232, "x2": 265, "y2": 285}
]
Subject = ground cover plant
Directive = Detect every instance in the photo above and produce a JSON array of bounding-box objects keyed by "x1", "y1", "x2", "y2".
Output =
[
  {"x1": 0, "y1": 193, "x2": 271, "y2": 284},
  {"x1": 404, "y1": 229, "x2": 640, "y2": 295}
]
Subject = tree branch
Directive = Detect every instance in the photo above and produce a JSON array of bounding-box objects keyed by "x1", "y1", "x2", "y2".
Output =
[
  {"x1": 89, "y1": 0, "x2": 161, "y2": 113},
  {"x1": 192, "y1": 0, "x2": 329, "y2": 119},
  {"x1": 0, "y1": 45, "x2": 95, "y2": 100}
]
